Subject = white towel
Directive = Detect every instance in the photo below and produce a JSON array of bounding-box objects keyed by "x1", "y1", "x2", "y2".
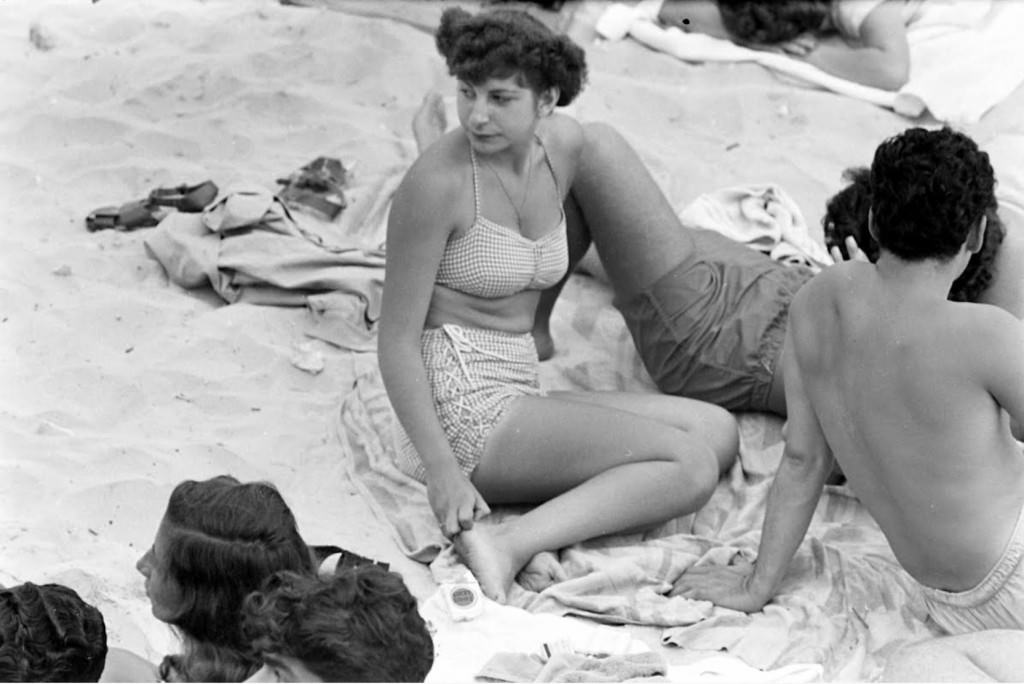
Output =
[{"x1": 599, "y1": 0, "x2": 1024, "y2": 124}]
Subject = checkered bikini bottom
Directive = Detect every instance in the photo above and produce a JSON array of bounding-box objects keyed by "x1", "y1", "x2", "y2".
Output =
[{"x1": 393, "y1": 324, "x2": 542, "y2": 483}]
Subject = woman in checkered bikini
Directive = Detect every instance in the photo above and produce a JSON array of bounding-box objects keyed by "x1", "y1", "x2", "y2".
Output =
[{"x1": 378, "y1": 6, "x2": 739, "y2": 603}]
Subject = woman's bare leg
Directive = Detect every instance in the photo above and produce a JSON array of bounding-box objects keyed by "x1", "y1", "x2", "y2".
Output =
[{"x1": 458, "y1": 394, "x2": 734, "y2": 602}]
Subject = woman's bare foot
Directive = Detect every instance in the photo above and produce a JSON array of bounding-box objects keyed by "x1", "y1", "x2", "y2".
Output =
[
  {"x1": 516, "y1": 550, "x2": 567, "y2": 593},
  {"x1": 412, "y1": 91, "x2": 448, "y2": 153},
  {"x1": 453, "y1": 526, "x2": 521, "y2": 604}
]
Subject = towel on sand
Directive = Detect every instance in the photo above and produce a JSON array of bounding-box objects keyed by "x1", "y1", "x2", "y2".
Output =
[
  {"x1": 599, "y1": 0, "x2": 1024, "y2": 125},
  {"x1": 335, "y1": 272, "x2": 942, "y2": 680}
]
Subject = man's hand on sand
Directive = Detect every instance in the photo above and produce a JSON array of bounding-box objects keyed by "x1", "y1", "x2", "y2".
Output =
[{"x1": 668, "y1": 560, "x2": 771, "y2": 613}]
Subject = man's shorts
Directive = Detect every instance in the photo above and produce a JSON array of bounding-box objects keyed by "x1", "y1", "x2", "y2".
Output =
[
  {"x1": 919, "y1": 504, "x2": 1024, "y2": 634},
  {"x1": 616, "y1": 228, "x2": 814, "y2": 412}
]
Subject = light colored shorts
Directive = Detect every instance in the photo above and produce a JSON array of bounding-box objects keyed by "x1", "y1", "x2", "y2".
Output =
[
  {"x1": 393, "y1": 324, "x2": 542, "y2": 483},
  {"x1": 616, "y1": 228, "x2": 814, "y2": 412},
  {"x1": 920, "y1": 504, "x2": 1024, "y2": 634}
]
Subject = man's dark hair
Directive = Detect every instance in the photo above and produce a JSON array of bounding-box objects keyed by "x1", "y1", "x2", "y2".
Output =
[
  {"x1": 869, "y1": 126, "x2": 996, "y2": 263},
  {"x1": 824, "y1": 164, "x2": 1004, "y2": 302}
]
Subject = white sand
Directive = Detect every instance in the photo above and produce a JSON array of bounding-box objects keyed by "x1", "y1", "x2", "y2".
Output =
[{"x1": 1, "y1": 0, "x2": 1021, "y2": 670}]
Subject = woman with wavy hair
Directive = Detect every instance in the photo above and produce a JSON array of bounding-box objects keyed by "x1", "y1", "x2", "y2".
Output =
[{"x1": 135, "y1": 475, "x2": 315, "y2": 682}]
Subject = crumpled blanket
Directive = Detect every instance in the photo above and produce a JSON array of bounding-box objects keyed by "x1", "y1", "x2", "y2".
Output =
[
  {"x1": 335, "y1": 275, "x2": 942, "y2": 680},
  {"x1": 144, "y1": 185, "x2": 386, "y2": 351},
  {"x1": 677, "y1": 184, "x2": 833, "y2": 271}
]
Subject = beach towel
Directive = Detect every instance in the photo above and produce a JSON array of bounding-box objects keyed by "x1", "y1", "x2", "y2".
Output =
[
  {"x1": 421, "y1": 585, "x2": 824, "y2": 683},
  {"x1": 335, "y1": 272, "x2": 942, "y2": 680},
  {"x1": 598, "y1": 0, "x2": 1024, "y2": 125}
]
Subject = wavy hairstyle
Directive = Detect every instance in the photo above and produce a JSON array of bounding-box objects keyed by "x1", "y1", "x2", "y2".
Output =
[
  {"x1": 158, "y1": 476, "x2": 315, "y2": 682},
  {"x1": 824, "y1": 165, "x2": 1005, "y2": 303},
  {"x1": 242, "y1": 567, "x2": 434, "y2": 683},
  {"x1": 0, "y1": 582, "x2": 107, "y2": 682},
  {"x1": 435, "y1": 7, "x2": 587, "y2": 106},
  {"x1": 716, "y1": 0, "x2": 829, "y2": 44},
  {"x1": 870, "y1": 127, "x2": 995, "y2": 263}
]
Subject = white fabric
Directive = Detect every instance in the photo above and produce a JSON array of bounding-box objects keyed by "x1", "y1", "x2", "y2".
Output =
[
  {"x1": 420, "y1": 588, "x2": 824, "y2": 683},
  {"x1": 599, "y1": 0, "x2": 1024, "y2": 124},
  {"x1": 678, "y1": 184, "x2": 834, "y2": 271}
]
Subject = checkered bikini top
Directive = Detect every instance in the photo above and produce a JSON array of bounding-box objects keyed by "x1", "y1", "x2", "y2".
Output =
[{"x1": 435, "y1": 137, "x2": 569, "y2": 299}]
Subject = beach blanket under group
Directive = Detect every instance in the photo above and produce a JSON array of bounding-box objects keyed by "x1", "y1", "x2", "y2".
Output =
[{"x1": 335, "y1": 274, "x2": 942, "y2": 681}]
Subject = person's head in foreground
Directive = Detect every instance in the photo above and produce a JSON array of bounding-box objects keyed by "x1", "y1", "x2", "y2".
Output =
[
  {"x1": 435, "y1": 6, "x2": 587, "y2": 141},
  {"x1": 136, "y1": 475, "x2": 315, "y2": 682},
  {"x1": 660, "y1": 1, "x2": 830, "y2": 43},
  {"x1": 824, "y1": 165, "x2": 1004, "y2": 303},
  {"x1": 241, "y1": 567, "x2": 434, "y2": 683},
  {"x1": 0, "y1": 582, "x2": 107, "y2": 682},
  {"x1": 862, "y1": 126, "x2": 994, "y2": 272}
]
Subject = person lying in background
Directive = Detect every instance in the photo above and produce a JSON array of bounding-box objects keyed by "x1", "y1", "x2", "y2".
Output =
[
  {"x1": 824, "y1": 165, "x2": 1023, "y2": 317},
  {"x1": 673, "y1": 127, "x2": 1024, "y2": 634},
  {"x1": 658, "y1": 0, "x2": 913, "y2": 90},
  {"x1": 0, "y1": 582, "x2": 156, "y2": 683},
  {"x1": 241, "y1": 566, "x2": 434, "y2": 683}
]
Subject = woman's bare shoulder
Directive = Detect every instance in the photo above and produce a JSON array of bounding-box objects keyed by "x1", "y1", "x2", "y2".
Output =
[{"x1": 400, "y1": 129, "x2": 469, "y2": 201}]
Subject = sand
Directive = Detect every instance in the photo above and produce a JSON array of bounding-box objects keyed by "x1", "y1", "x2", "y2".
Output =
[{"x1": 1, "y1": 0, "x2": 1021, "y2": 672}]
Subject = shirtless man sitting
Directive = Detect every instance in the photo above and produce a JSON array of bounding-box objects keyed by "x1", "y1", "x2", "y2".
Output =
[{"x1": 671, "y1": 126, "x2": 1024, "y2": 634}]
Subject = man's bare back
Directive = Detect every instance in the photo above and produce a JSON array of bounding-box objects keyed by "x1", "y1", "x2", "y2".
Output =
[
  {"x1": 790, "y1": 260, "x2": 1024, "y2": 591},
  {"x1": 673, "y1": 127, "x2": 1024, "y2": 635}
]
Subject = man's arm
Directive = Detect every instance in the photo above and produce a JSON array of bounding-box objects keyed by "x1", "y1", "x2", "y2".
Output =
[{"x1": 671, "y1": 300, "x2": 834, "y2": 610}]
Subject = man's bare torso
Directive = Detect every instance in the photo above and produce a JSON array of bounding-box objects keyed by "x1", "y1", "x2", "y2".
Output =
[{"x1": 791, "y1": 262, "x2": 1024, "y2": 591}]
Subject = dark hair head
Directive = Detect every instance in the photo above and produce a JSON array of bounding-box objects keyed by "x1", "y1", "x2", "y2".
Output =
[
  {"x1": 824, "y1": 164, "x2": 1005, "y2": 302},
  {"x1": 160, "y1": 475, "x2": 315, "y2": 682},
  {"x1": 715, "y1": 0, "x2": 828, "y2": 44},
  {"x1": 0, "y1": 583, "x2": 107, "y2": 682},
  {"x1": 870, "y1": 126, "x2": 995, "y2": 262},
  {"x1": 243, "y1": 567, "x2": 435, "y2": 683},
  {"x1": 435, "y1": 7, "x2": 587, "y2": 106}
]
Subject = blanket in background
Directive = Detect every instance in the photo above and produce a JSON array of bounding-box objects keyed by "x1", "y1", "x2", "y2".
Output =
[
  {"x1": 335, "y1": 274, "x2": 942, "y2": 681},
  {"x1": 599, "y1": 0, "x2": 1024, "y2": 125}
]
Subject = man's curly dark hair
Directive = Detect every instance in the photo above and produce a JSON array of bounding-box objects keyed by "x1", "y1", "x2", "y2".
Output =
[
  {"x1": 715, "y1": 0, "x2": 829, "y2": 44},
  {"x1": 870, "y1": 126, "x2": 996, "y2": 264},
  {"x1": 0, "y1": 583, "x2": 108, "y2": 682},
  {"x1": 435, "y1": 7, "x2": 587, "y2": 106},
  {"x1": 824, "y1": 163, "x2": 1004, "y2": 303},
  {"x1": 242, "y1": 566, "x2": 434, "y2": 682}
]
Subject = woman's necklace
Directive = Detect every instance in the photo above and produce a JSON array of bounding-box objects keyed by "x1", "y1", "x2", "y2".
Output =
[{"x1": 484, "y1": 145, "x2": 534, "y2": 231}]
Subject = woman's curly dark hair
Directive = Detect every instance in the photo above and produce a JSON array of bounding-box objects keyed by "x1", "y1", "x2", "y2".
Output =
[
  {"x1": 435, "y1": 7, "x2": 587, "y2": 106},
  {"x1": 242, "y1": 567, "x2": 434, "y2": 682},
  {"x1": 824, "y1": 162, "x2": 1005, "y2": 303},
  {"x1": 716, "y1": 0, "x2": 829, "y2": 44},
  {"x1": 0, "y1": 583, "x2": 107, "y2": 682}
]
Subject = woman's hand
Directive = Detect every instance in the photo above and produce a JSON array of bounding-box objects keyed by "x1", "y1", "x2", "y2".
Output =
[
  {"x1": 829, "y1": 235, "x2": 870, "y2": 264},
  {"x1": 749, "y1": 33, "x2": 818, "y2": 57},
  {"x1": 426, "y1": 463, "x2": 491, "y2": 537}
]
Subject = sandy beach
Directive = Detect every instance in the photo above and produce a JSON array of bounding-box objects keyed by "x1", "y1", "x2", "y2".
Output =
[{"x1": 1, "y1": 0, "x2": 1021, "y2": 676}]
